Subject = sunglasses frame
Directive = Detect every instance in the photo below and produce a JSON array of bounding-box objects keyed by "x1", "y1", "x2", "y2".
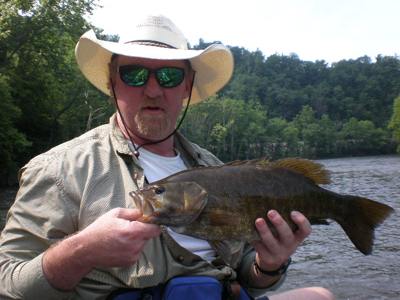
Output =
[{"x1": 118, "y1": 65, "x2": 186, "y2": 88}]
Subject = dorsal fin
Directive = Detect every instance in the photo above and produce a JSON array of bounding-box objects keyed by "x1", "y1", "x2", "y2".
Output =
[
  {"x1": 223, "y1": 160, "x2": 245, "y2": 166},
  {"x1": 224, "y1": 158, "x2": 270, "y2": 167},
  {"x1": 176, "y1": 158, "x2": 329, "y2": 185},
  {"x1": 270, "y1": 158, "x2": 330, "y2": 184}
]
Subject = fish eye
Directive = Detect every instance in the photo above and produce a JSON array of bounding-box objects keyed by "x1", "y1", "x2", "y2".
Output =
[{"x1": 154, "y1": 186, "x2": 165, "y2": 195}]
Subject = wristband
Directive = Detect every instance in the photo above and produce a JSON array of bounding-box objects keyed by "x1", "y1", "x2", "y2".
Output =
[{"x1": 254, "y1": 257, "x2": 292, "y2": 276}]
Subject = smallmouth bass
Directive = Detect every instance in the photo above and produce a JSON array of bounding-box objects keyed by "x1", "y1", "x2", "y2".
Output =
[{"x1": 130, "y1": 158, "x2": 394, "y2": 255}]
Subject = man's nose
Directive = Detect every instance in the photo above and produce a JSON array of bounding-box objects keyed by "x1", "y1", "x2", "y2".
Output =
[{"x1": 144, "y1": 73, "x2": 163, "y2": 98}]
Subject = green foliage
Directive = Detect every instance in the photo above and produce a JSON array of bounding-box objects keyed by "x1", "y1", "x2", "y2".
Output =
[
  {"x1": 0, "y1": 0, "x2": 113, "y2": 184},
  {"x1": 337, "y1": 118, "x2": 390, "y2": 155},
  {"x1": 223, "y1": 51, "x2": 400, "y2": 127},
  {"x1": 182, "y1": 97, "x2": 393, "y2": 162},
  {"x1": 181, "y1": 97, "x2": 268, "y2": 161},
  {"x1": 0, "y1": 75, "x2": 31, "y2": 185},
  {"x1": 388, "y1": 96, "x2": 400, "y2": 153}
]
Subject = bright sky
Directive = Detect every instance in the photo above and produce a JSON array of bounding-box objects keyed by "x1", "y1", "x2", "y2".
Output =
[{"x1": 88, "y1": 0, "x2": 400, "y2": 64}]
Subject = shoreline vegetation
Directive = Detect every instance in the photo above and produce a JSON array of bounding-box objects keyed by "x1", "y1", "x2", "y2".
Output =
[{"x1": 1, "y1": 1, "x2": 400, "y2": 186}]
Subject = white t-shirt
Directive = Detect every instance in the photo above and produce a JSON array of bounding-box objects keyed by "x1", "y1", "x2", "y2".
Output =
[{"x1": 131, "y1": 145, "x2": 216, "y2": 262}]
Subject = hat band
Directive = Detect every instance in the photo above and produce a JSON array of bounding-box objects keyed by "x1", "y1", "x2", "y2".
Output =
[{"x1": 125, "y1": 40, "x2": 176, "y2": 49}]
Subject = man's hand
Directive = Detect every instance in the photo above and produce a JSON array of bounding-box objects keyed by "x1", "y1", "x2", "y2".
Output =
[
  {"x1": 253, "y1": 210, "x2": 311, "y2": 270},
  {"x1": 43, "y1": 208, "x2": 160, "y2": 291},
  {"x1": 249, "y1": 210, "x2": 311, "y2": 287},
  {"x1": 78, "y1": 208, "x2": 161, "y2": 267}
]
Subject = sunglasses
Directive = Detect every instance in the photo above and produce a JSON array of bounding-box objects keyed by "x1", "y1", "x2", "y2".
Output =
[{"x1": 119, "y1": 65, "x2": 185, "y2": 88}]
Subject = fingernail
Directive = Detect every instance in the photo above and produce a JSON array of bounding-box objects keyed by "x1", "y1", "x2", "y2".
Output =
[
  {"x1": 268, "y1": 210, "x2": 277, "y2": 219},
  {"x1": 291, "y1": 211, "x2": 301, "y2": 218},
  {"x1": 255, "y1": 218, "x2": 265, "y2": 227}
]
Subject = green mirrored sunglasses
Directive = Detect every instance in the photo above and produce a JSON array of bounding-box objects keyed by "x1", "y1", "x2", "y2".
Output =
[{"x1": 119, "y1": 65, "x2": 185, "y2": 88}]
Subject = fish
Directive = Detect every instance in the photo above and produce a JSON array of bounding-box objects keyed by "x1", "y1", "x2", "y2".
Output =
[{"x1": 130, "y1": 158, "x2": 394, "y2": 255}]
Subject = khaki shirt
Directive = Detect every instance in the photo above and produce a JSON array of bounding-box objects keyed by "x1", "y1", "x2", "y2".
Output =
[{"x1": 0, "y1": 115, "x2": 284, "y2": 299}]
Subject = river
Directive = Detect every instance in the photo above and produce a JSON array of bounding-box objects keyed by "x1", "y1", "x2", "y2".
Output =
[
  {"x1": 273, "y1": 155, "x2": 400, "y2": 300},
  {"x1": 0, "y1": 155, "x2": 399, "y2": 299}
]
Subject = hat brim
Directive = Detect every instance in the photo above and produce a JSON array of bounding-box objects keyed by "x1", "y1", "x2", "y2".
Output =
[{"x1": 75, "y1": 30, "x2": 234, "y2": 104}]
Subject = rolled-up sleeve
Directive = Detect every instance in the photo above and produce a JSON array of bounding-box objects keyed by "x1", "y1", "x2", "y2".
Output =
[{"x1": 0, "y1": 158, "x2": 77, "y2": 299}]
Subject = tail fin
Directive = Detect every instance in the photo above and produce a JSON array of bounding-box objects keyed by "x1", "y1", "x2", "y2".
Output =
[{"x1": 337, "y1": 196, "x2": 394, "y2": 255}]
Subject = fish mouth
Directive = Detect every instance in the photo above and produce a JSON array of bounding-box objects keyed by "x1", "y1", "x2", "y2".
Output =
[
  {"x1": 129, "y1": 191, "x2": 145, "y2": 212},
  {"x1": 129, "y1": 190, "x2": 156, "y2": 219},
  {"x1": 137, "y1": 214, "x2": 158, "y2": 224}
]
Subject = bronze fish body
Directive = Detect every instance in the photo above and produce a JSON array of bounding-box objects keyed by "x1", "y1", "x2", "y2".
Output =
[{"x1": 130, "y1": 158, "x2": 394, "y2": 255}]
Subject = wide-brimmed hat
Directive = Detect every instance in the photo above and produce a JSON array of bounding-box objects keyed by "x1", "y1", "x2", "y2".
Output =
[{"x1": 75, "y1": 15, "x2": 234, "y2": 104}]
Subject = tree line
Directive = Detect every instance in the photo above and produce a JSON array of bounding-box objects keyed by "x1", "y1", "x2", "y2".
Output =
[
  {"x1": 1, "y1": 0, "x2": 400, "y2": 185},
  {"x1": 181, "y1": 97, "x2": 395, "y2": 162}
]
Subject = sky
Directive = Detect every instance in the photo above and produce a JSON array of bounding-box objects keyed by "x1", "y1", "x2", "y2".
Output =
[{"x1": 87, "y1": 0, "x2": 400, "y2": 64}]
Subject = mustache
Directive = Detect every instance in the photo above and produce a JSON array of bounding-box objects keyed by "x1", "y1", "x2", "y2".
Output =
[{"x1": 140, "y1": 98, "x2": 166, "y2": 110}]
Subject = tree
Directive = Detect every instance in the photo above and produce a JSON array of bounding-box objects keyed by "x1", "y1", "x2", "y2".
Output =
[
  {"x1": 0, "y1": 0, "x2": 109, "y2": 185},
  {"x1": 338, "y1": 118, "x2": 389, "y2": 155},
  {"x1": 0, "y1": 0, "x2": 97, "y2": 72},
  {"x1": 181, "y1": 97, "x2": 268, "y2": 161},
  {"x1": 264, "y1": 117, "x2": 290, "y2": 158},
  {"x1": 0, "y1": 75, "x2": 30, "y2": 184},
  {"x1": 292, "y1": 105, "x2": 316, "y2": 134},
  {"x1": 388, "y1": 96, "x2": 400, "y2": 153},
  {"x1": 282, "y1": 124, "x2": 300, "y2": 157}
]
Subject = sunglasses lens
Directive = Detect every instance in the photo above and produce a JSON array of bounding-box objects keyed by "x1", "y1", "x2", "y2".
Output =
[
  {"x1": 156, "y1": 67, "x2": 184, "y2": 88},
  {"x1": 120, "y1": 66, "x2": 149, "y2": 86},
  {"x1": 119, "y1": 66, "x2": 185, "y2": 88}
]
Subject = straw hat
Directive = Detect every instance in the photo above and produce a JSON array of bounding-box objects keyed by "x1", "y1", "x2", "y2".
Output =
[{"x1": 75, "y1": 14, "x2": 234, "y2": 104}]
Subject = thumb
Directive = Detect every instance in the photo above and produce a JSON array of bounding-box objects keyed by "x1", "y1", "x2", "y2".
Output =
[{"x1": 111, "y1": 207, "x2": 143, "y2": 221}]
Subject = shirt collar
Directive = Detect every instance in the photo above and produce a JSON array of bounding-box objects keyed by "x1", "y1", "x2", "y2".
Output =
[{"x1": 109, "y1": 114, "x2": 132, "y2": 156}]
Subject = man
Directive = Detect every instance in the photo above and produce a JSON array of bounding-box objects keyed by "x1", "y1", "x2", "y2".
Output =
[{"x1": 0, "y1": 15, "x2": 334, "y2": 300}]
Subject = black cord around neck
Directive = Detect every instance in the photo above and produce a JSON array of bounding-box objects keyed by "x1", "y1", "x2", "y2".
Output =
[{"x1": 110, "y1": 72, "x2": 195, "y2": 158}]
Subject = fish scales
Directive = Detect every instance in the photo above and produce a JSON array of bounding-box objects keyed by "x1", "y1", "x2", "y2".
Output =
[
  {"x1": 130, "y1": 158, "x2": 394, "y2": 255},
  {"x1": 166, "y1": 166, "x2": 342, "y2": 238}
]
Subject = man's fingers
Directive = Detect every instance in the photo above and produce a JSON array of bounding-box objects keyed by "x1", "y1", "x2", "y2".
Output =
[
  {"x1": 254, "y1": 217, "x2": 281, "y2": 253},
  {"x1": 106, "y1": 208, "x2": 161, "y2": 239},
  {"x1": 111, "y1": 207, "x2": 143, "y2": 221},
  {"x1": 129, "y1": 221, "x2": 161, "y2": 239},
  {"x1": 267, "y1": 210, "x2": 294, "y2": 243},
  {"x1": 290, "y1": 211, "x2": 312, "y2": 241}
]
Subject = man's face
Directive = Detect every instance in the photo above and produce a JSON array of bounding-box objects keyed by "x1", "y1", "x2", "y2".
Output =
[{"x1": 112, "y1": 56, "x2": 192, "y2": 141}]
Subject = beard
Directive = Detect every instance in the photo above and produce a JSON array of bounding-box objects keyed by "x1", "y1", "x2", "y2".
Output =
[{"x1": 133, "y1": 111, "x2": 174, "y2": 141}]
